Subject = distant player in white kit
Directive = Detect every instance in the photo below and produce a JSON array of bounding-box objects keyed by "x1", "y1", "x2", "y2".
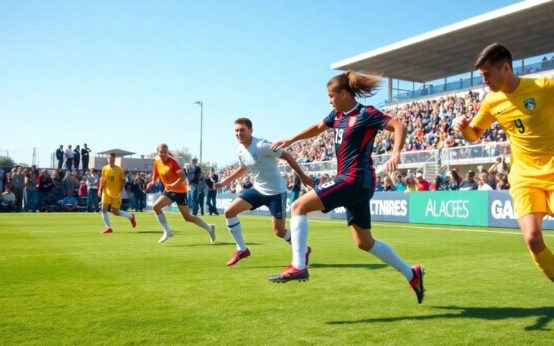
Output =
[{"x1": 215, "y1": 117, "x2": 314, "y2": 266}]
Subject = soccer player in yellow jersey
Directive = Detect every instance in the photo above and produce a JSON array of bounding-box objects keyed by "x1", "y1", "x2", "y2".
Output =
[
  {"x1": 146, "y1": 144, "x2": 215, "y2": 244},
  {"x1": 98, "y1": 152, "x2": 136, "y2": 233},
  {"x1": 454, "y1": 43, "x2": 554, "y2": 283}
]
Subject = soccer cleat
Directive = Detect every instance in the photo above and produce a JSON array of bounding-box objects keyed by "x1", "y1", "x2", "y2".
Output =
[
  {"x1": 409, "y1": 264, "x2": 425, "y2": 304},
  {"x1": 158, "y1": 230, "x2": 174, "y2": 244},
  {"x1": 226, "y1": 248, "x2": 250, "y2": 266},
  {"x1": 268, "y1": 264, "x2": 309, "y2": 283},
  {"x1": 305, "y1": 246, "x2": 312, "y2": 266},
  {"x1": 130, "y1": 213, "x2": 137, "y2": 228},
  {"x1": 102, "y1": 227, "x2": 113, "y2": 234},
  {"x1": 208, "y1": 224, "x2": 216, "y2": 243}
]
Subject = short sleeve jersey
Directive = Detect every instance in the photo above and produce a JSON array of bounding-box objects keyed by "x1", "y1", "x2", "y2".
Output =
[
  {"x1": 101, "y1": 165, "x2": 125, "y2": 198},
  {"x1": 470, "y1": 78, "x2": 554, "y2": 182},
  {"x1": 153, "y1": 157, "x2": 188, "y2": 193},
  {"x1": 323, "y1": 103, "x2": 391, "y2": 188},
  {"x1": 237, "y1": 137, "x2": 286, "y2": 195}
]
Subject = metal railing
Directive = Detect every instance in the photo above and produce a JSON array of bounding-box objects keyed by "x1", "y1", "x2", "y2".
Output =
[{"x1": 440, "y1": 142, "x2": 510, "y2": 163}]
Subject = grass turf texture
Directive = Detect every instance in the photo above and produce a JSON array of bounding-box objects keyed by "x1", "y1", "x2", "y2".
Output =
[{"x1": 1, "y1": 213, "x2": 553, "y2": 345}]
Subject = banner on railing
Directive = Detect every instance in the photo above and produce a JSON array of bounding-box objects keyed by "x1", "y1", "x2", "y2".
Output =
[{"x1": 211, "y1": 190, "x2": 554, "y2": 230}]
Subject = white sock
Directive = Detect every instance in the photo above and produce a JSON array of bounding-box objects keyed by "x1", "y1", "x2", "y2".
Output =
[
  {"x1": 291, "y1": 215, "x2": 308, "y2": 270},
  {"x1": 284, "y1": 229, "x2": 291, "y2": 244},
  {"x1": 101, "y1": 212, "x2": 111, "y2": 228},
  {"x1": 369, "y1": 240, "x2": 413, "y2": 281},
  {"x1": 156, "y1": 213, "x2": 172, "y2": 234},
  {"x1": 226, "y1": 216, "x2": 247, "y2": 251},
  {"x1": 118, "y1": 210, "x2": 132, "y2": 219}
]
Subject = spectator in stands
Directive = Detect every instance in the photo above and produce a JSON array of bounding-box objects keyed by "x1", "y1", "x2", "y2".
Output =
[
  {"x1": 132, "y1": 173, "x2": 146, "y2": 212},
  {"x1": 74, "y1": 145, "x2": 81, "y2": 171},
  {"x1": 65, "y1": 145, "x2": 74, "y2": 170},
  {"x1": 415, "y1": 172, "x2": 430, "y2": 191},
  {"x1": 61, "y1": 191, "x2": 79, "y2": 212},
  {"x1": 488, "y1": 155, "x2": 508, "y2": 176},
  {"x1": 81, "y1": 144, "x2": 91, "y2": 172},
  {"x1": 86, "y1": 169, "x2": 99, "y2": 212},
  {"x1": 11, "y1": 166, "x2": 24, "y2": 211},
  {"x1": 23, "y1": 168, "x2": 38, "y2": 212},
  {"x1": 186, "y1": 158, "x2": 202, "y2": 216},
  {"x1": 449, "y1": 169, "x2": 462, "y2": 190},
  {"x1": 205, "y1": 168, "x2": 219, "y2": 215},
  {"x1": 56, "y1": 145, "x2": 64, "y2": 170},
  {"x1": 479, "y1": 169, "x2": 496, "y2": 189},
  {"x1": 394, "y1": 173, "x2": 406, "y2": 192},
  {"x1": 459, "y1": 170, "x2": 478, "y2": 190},
  {"x1": 52, "y1": 170, "x2": 65, "y2": 201},
  {"x1": 37, "y1": 170, "x2": 53, "y2": 210},
  {"x1": 1, "y1": 185, "x2": 16, "y2": 212},
  {"x1": 405, "y1": 176, "x2": 417, "y2": 192},
  {"x1": 495, "y1": 173, "x2": 510, "y2": 190},
  {"x1": 41, "y1": 191, "x2": 60, "y2": 212},
  {"x1": 477, "y1": 175, "x2": 493, "y2": 190},
  {"x1": 383, "y1": 176, "x2": 395, "y2": 191},
  {"x1": 78, "y1": 178, "x2": 88, "y2": 200},
  {"x1": 62, "y1": 170, "x2": 79, "y2": 198}
]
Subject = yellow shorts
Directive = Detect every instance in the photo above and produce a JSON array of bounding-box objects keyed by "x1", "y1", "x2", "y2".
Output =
[
  {"x1": 101, "y1": 194, "x2": 122, "y2": 209},
  {"x1": 510, "y1": 184, "x2": 554, "y2": 219}
]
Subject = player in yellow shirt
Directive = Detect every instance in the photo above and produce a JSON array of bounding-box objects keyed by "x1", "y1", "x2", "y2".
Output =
[
  {"x1": 98, "y1": 152, "x2": 136, "y2": 233},
  {"x1": 146, "y1": 143, "x2": 215, "y2": 244},
  {"x1": 454, "y1": 43, "x2": 554, "y2": 283}
]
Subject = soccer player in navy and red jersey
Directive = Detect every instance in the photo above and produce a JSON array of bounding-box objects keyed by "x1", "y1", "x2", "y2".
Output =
[{"x1": 268, "y1": 70, "x2": 425, "y2": 304}]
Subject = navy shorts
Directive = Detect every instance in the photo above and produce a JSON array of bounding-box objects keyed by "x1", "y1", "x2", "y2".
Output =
[
  {"x1": 163, "y1": 191, "x2": 188, "y2": 206},
  {"x1": 315, "y1": 179, "x2": 374, "y2": 229},
  {"x1": 239, "y1": 188, "x2": 287, "y2": 219}
]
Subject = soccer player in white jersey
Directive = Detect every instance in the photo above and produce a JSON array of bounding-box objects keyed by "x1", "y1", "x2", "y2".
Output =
[{"x1": 215, "y1": 117, "x2": 314, "y2": 266}]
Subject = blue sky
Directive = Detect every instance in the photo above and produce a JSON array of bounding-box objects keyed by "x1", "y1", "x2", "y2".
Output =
[{"x1": 0, "y1": 0, "x2": 519, "y2": 167}]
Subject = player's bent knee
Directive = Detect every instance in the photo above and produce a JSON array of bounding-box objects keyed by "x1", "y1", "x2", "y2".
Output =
[
  {"x1": 223, "y1": 209, "x2": 235, "y2": 219},
  {"x1": 291, "y1": 201, "x2": 305, "y2": 215}
]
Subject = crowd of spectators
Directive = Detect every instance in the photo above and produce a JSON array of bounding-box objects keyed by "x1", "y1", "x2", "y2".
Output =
[
  {"x1": 0, "y1": 165, "x2": 153, "y2": 213},
  {"x1": 374, "y1": 155, "x2": 510, "y2": 193}
]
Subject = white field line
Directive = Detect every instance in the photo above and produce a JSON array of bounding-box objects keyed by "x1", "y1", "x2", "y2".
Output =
[{"x1": 235, "y1": 214, "x2": 554, "y2": 238}]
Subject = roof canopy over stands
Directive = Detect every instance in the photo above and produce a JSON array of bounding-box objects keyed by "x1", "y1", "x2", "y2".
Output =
[
  {"x1": 331, "y1": 0, "x2": 554, "y2": 83},
  {"x1": 96, "y1": 149, "x2": 136, "y2": 157}
]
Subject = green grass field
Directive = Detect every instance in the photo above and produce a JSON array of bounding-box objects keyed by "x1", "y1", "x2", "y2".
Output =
[{"x1": 1, "y1": 212, "x2": 553, "y2": 345}]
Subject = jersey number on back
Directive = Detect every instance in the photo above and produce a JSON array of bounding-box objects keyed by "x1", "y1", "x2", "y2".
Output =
[
  {"x1": 335, "y1": 129, "x2": 344, "y2": 145},
  {"x1": 513, "y1": 119, "x2": 525, "y2": 134}
]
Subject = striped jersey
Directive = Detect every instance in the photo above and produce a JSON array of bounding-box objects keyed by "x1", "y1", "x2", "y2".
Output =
[{"x1": 323, "y1": 103, "x2": 391, "y2": 189}]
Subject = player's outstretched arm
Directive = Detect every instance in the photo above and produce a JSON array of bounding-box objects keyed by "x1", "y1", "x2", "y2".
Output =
[
  {"x1": 271, "y1": 121, "x2": 329, "y2": 151},
  {"x1": 280, "y1": 151, "x2": 314, "y2": 188},
  {"x1": 383, "y1": 119, "x2": 406, "y2": 173},
  {"x1": 214, "y1": 167, "x2": 248, "y2": 190},
  {"x1": 453, "y1": 115, "x2": 485, "y2": 143}
]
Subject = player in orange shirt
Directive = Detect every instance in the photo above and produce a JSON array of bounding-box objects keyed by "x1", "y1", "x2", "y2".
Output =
[{"x1": 146, "y1": 143, "x2": 216, "y2": 244}]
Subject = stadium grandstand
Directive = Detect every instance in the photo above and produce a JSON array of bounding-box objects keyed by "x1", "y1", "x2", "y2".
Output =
[{"x1": 266, "y1": 0, "x2": 554, "y2": 186}]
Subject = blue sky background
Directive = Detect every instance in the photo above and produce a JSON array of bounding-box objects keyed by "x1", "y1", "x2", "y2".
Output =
[{"x1": 0, "y1": 0, "x2": 519, "y2": 167}]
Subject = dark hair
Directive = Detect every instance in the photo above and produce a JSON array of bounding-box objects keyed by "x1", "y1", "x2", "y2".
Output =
[
  {"x1": 327, "y1": 70, "x2": 381, "y2": 98},
  {"x1": 108, "y1": 152, "x2": 116, "y2": 157},
  {"x1": 475, "y1": 43, "x2": 513, "y2": 70},
  {"x1": 235, "y1": 117, "x2": 252, "y2": 129}
]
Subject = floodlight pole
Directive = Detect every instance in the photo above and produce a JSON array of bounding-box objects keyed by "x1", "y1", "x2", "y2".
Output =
[{"x1": 194, "y1": 101, "x2": 203, "y2": 163}]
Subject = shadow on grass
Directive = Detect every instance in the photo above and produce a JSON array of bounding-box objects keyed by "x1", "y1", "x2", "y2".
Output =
[
  {"x1": 168, "y1": 242, "x2": 263, "y2": 247},
  {"x1": 310, "y1": 263, "x2": 387, "y2": 270},
  {"x1": 135, "y1": 231, "x2": 161, "y2": 234},
  {"x1": 327, "y1": 305, "x2": 554, "y2": 331}
]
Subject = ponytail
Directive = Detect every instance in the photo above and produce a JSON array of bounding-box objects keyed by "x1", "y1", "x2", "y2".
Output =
[{"x1": 327, "y1": 70, "x2": 381, "y2": 98}]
